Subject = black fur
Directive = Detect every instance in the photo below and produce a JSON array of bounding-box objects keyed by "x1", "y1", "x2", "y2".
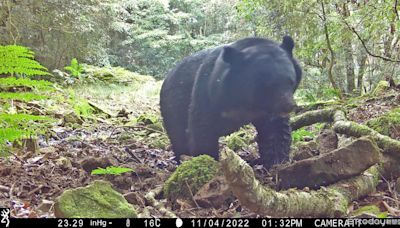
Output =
[{"x1": 160, "y1": 36, "x2": 302, "y2": 168}]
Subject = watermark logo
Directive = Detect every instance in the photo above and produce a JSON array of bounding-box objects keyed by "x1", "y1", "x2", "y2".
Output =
[{"x1": 0, "y1": 208, "x2": 10, "y2": 228}]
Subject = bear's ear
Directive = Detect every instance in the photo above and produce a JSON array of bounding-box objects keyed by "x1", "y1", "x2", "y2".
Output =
[
  {"x1": 280, "y1": 35, "x2": 295, "y2": 56},
  {"x1": 220, "y1": 46, "x2": 243, "y2": 65}
]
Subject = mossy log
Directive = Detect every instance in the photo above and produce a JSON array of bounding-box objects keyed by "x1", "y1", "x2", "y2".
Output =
[
  {"x1": 290, "y1": 109, "x2": 335, "y2": 130},
  {"x1": 221, "y1": 108, "x2": 400, "y2": 217},
  {"x1": 277, "y1": 137, "x2": 380, "y2": 189},
  {"x1": 333, "y1": 111, "x2": 400, "y2": 158},
  {"x1": 291, "y1": 109, "x2": 400, "y2": 158},
  {"x1": 220, "y1": 148, "x2": 380, "y2": 217}
]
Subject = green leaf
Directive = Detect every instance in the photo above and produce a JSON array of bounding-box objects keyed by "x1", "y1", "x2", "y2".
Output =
[
  {"x1": 91, "y1": 166, "x2": 134, "y2": 176},
  {"x1": 292, "y1": 128, "x2": 314, "y2": 143},
  {"x1": 0, "y1": 77, "x2": 54, "y2": 91},
  {"x1": 64, "y1": 58, "x2": 83, "y2": 78},
  {"x1": 0, "y1": 92, "x2": 47, "y2": 101},
  {"x1": 0, "y1": 45, "x2": 50, "y2": 77}
]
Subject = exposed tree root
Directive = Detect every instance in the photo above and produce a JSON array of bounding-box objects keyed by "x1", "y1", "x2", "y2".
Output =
[
  {"x1": 221, "y1": 108, "x2": 400, "y2": 217},
  {"x1": 333, "y1": 111, "x2": 400, "y2": 158},
  {"x1": 290, "y1": 108, "x2": 335, "y2": 130},
  {"x1": 220, "y1": 148, "x2": 380, "y2": 217}
]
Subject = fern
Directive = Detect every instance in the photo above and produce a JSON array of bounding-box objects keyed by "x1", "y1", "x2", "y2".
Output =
[
  {"x1": 64, "y1": 58, "x2": 84, "y2": 78},
  {"x1": 0, "y1": 113, "x2": 55, "y2": 153},
  {"x1": 0, "y1": 45, "x2": 55, "y2": 155},
  {"x1": 0, "y1": 128, "x2": 29, "y2": 144},
  {"x1": 0, "y1": 113, "x2": 54, "y2": 135},
  {"x1": 0, "y1": 113, "x2": 54, "y2": 125},
  {"x1": 67, "y1": 90, "x2": 95, "y2": 118},
  {"x1": 0, "y1": 92, "x2": 47, "y2": 101},
  {"x1": 0, "y1": 77, "x2": 54, "y2": 91},
  {"x1": 0, "y1": 45, "x2": 51, "y2": 77}
]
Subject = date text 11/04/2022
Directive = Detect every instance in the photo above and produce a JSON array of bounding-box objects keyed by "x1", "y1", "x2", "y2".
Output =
[{"x1": 190, "y1": 219, "x2": 303, "y2": 228}]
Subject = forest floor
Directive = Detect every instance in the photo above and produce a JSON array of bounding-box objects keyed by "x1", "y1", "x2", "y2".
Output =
[{"x1": 1, "y1": 77, "x2": 400, "y2": 218}]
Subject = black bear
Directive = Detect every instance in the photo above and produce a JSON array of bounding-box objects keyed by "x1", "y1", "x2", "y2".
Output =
[{"x1": 160, "y1": 36, "x2": 302, "y2": 168}]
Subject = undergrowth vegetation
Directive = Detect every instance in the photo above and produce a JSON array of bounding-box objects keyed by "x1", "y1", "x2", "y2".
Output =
[{"x1": 0, "y1": 45, "x2": 55, "y2": 155}]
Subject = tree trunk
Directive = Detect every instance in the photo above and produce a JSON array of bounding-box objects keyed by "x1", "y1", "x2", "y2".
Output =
[
  {"x1": 320, "y1": 0, "x2": 343, "y2": 99},
  {"x1": 357, "y1": 54, "x2": 368, "y2": 95},
  {"x1": 341, "y1": 3, "x2": 356, "y2": 93}
]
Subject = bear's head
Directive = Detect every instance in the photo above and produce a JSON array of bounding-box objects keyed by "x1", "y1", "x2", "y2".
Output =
[{"x1": 209, "y1": 36, "x2": 302, "y2": 120}]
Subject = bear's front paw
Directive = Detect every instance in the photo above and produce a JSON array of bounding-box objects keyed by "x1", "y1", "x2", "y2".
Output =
[{"x1": 263, "y1": 152, "x2": 289, "y2": 169}]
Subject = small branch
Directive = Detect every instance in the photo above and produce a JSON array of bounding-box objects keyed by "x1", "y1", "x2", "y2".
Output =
[
  {"x1": 320, "y1": 0, "x2": 344, "y2": 99},
  {"x1": 342, "y1": 19, "x2": 400, "y2": 63},
  {"x1": 124, "y1": 125, "x2": 165, "y2": 135},
  {"x1": 185, "y1": 180, "x2": 200, "y2": 208},
  {"x1": 27, "y1": 184, "x2": 44, "y2": 196},
  {"x1": 0, "y1": 185, "x2": 10, "y2": 192},
  {"x1": 5, "y1": 150, "x2": 26, "y2": 164}
]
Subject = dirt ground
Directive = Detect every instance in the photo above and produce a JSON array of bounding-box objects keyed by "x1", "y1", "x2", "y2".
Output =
[{"x1": 1, "y1": 91, "x2": 400, "y2": 218}]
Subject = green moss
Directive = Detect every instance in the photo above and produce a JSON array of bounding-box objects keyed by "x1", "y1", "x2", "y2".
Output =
[
  {"x1": 371, "y1": 81, "x2": 390, "y2": 96},
  {"x1": 147, "y1": 132, "x2": 169, "y2": 150},
  {"x1": 54, "y1": 180, "x2": 137, "y2": 218},
  {"x1": 367, "y1": 108, "x2": 400, "y2": 136},
  {"x1": 351, "y1": 205, "x2": 388, "y2": 218},
  {"x1": 82, "y1": 65, "x2": 154, "y2": 84},
  {"x1": 164, "y1": 155, "x2": 219, "y2": 200},
  {"x1": 292, "y1": 127, "x2": 315, "y2": 144},
  {"x1": 225, "y1": 128, "x2": 253, "y2": 151}
]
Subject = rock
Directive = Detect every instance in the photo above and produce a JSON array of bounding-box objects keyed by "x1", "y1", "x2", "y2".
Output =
[
  {"x1": 110, "y1": 174, "x2": 133, "y2": 190},
  {"x1": 54, "y1": 180, "x2": 137, "y2": 218},
  {"x1": 63, "y1": 112, "x2": 83, "y2": 125},
  {"x1": 337, "y1": 135, "x2": 354, "y2": 149},
  {"x1": 381, "y1": 154, "x2": 400, "y2": 179},
  {"x1": 163, "y1": 155, "x2": 219, "y2": 201},
  {"x1": 291, "y1": 141, "x2": 318, "y2": 161},
  {"x1": 278, "y1": 137, "x2": 380, "y2": 189},
  {"x1": 124, "y1": 192, "x2": 146, "y2": 207},
  {"x1": 81, "y1": 157, "x2": 114, "y2": 173},
  {"x1": 193, "y1": 176, "x2": 235, "y2": 208},
  {"x1": 395, "y1": 177, "x2": 400, "y2": 194},
  {"x1": 316, "y1": 129, "x2": 338, "y2": 154},
  {"x1": 56, "y1": 157, "x2": 72, "y2": 170}
]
